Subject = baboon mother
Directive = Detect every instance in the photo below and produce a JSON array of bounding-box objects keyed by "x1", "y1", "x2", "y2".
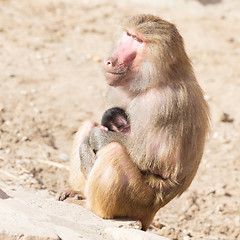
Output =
[{"x1": 65, "y1": 14, "x2": 209, "y2": 230}]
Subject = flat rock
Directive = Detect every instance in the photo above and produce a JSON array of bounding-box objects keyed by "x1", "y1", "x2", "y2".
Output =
[
  {"x1": 0, "y1": 188, "x2": 10, "y2": 199},
  {"x1": 0, "y1": 187, "x2": 169, "y2": 240},
  {"x1": 105, "y1": 228, "x2": 170, "y2": 240}
]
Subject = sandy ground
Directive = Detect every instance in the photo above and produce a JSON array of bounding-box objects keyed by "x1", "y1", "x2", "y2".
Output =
[{"x1": 0, "y1": 0, "x2": 240, "y2": 239}]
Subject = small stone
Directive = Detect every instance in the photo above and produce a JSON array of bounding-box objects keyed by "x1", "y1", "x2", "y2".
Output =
[
  {"x1": 31, "y1": 89, "x2": 37, "y2": 94},
  {"x1": 22, "y1": 158, "x2": 31, "y2": 163},
  {"x1": 6, "y1": 72, "x2": 16, "y2": 78},
  {"x1": 0, "y1": 189, "x2": 11, "y2": 199},
  {"x1": 20, "y1": 90, "x2": 28, "y2": 95},
  {"x1": 17, "y1": 132, "x2": 23, "y2": 138},
  {"x1": 0, "y1": 149, "x2": 5, "y2": 154},
  {"x1": 75, "y1": 26, "x2": 82, "y2": 32},
  {"x1": 19, "y1": 173, "x2": 33, "y2": 180},
  {"x1": 235, "y1": 216, "x2": 240, "y2": 226},
  {"x1": 216, "y1": 204, "x2": 225, "y2": 212},
  {"x1": 220, "y1": 113, "x2": 234, "y2": 123},
  {"x1": 227, "y1": 37, "x2": 234, "y2": 43},
  {"x1": 21, "y1": 136, "x2": 29, "y2": 142},
  {"x1": 43, "y1": 58, "x2": 51, "y2": 64},
  {"x1": 35, "y1": 53, "x2": 43, "y2": 60},
  {"x1": 92, "y1": 56, "x2": 102, "y2": 63},
  {"x1": 13, "y1": 129, "x2": 19, "y2": 134},
  {"x1": 213, "y1": 132, "x2": 219, "y2": 139},
  {"x1": 33, "y1": 107, "x2": 40, "y2": 113},
  {"x1": 215, "y1": 187, "x2": 225, "y2": 196},
  {"x1": 224, "y1": 192, "x2": 232, "y2": 197},
  {"x1": 5, "y1": 149, "x2": 10, "y2": 154},
  {"x1": 56, "y1": 8, "x2": 63, "y2": 15},
  {"x1": 4, "y1": 118, "x2": 11, "y2": 125},
  {"x1": 60, "y1": 153, "x2": 69, "y2": 161},
  {"x1": 86, "y1": 54, "x2": 92, "y2": 60},
  {"x1": 65, "y1": 48, "x2": 73, "y2": 54}
]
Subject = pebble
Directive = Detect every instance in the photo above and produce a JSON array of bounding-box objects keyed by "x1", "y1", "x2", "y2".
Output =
[
  {"x1": 235, "y1": 216, "x2": 240, "y2": 226},
  {"x1": 13, "y1": 129, "x2": 19, "y2": 134},
  {"x1": 227, "y1": 37, "x2": 234, "y2": 43},
  {"x1": 65, "y1": 48, "x2": 73, "y2": 54},
  {"x1": 33, "y1": 107, "x2": 40, "y2": 113},
  {"x1": 74, "y1": 26, "x2": 82, "y2": 32},
  {"x1": 56, "y1": 8, "x2": 63, "y2": 15},
  {"x1": 86, "y1": 54, "x2": 92, "y2": 60},
  {"x1": 22, "y1": 159, "x2": 31, "y2": 163},
  {"x1": 206, "y1": 210, "x2": 214, "y2": 216},
  {"x1": 21, "y1": 136, "x2": 29, "y2": 142},
  {"x1": 92, "y1": 56, "x2": 102, "y2": 63},
  {"x1": 43, "y1": 58, "x2": 51, "y2": 64},
  {"x1": 19, "y1": 173, "x2": 33, "y2": 180},
  {"x1": 213, "y1": 132, "x2": 219, "y2": 139},
  {"x1": 35, "y1": 53, "x2": 43, "y2": 60},
  {"x1": 5, "y1": 120, "x2": 12, "y2": 125},
  {"x1": 31, "y1": 89, "x2": 37, "y2": 94},
  {"x1": 0, "y1": 149, "x2": 5, "y2": 154},
  {"x1": 5, "y1": 149, "x2": 10, "y2": 154},
  {"x1": 17, "y1": 132, "x2": 23, "y2": 138},
  {"x1": 60, "y1": 153, "x2": 69, "y2": 161},
  {"x1": 216, "y1": 204, "x2": 225, "y2": 212},
  {"x1": 215, "y1": 187, "x2": 225, "y2": 196},
  {"x1": 6, "y1": 72, "x2": 16, "y2": 78},
  {"x1": 20, "y1": 90, "x2": 28, "y2": 95},
  {"x1": 220, "y1": 113, "x2": 234, "y2": 123}
]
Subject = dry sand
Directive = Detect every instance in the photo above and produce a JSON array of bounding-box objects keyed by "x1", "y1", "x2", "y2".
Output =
[{"x1": 0, "y1": 0, "x2": 240, "y2": 239}]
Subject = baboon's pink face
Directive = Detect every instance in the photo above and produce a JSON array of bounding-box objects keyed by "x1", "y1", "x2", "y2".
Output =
[{"x1": 104, "y1": 31, "x2": 145, "y2": 87}]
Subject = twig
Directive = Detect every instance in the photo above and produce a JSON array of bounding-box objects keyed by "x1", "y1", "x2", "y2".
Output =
[
  {"x1": 0, "y1": 169, "x2": 24, "y2": 183},
  {"x1": 38, "y1": 159, "x2": 70, "y2": 171}
]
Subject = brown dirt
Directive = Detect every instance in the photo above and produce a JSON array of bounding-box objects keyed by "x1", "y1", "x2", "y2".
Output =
[{"x1": 0, "y1": 0, "x2": 239, "y2": 239}]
